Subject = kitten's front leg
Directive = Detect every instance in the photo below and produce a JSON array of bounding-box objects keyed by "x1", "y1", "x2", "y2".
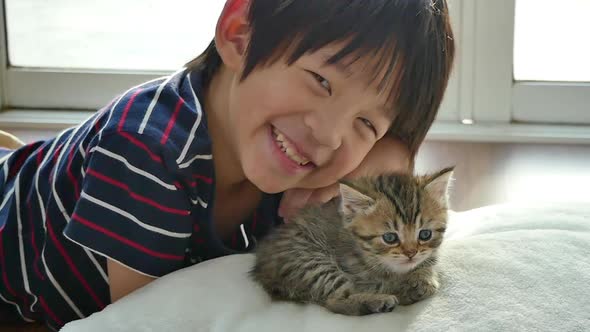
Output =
[
  {"x1": 397, "y1": 267, "x2": 440, "y2": 305},
  {"x1": 325, "y1": 293, "x2": 399, "y2": 316}
]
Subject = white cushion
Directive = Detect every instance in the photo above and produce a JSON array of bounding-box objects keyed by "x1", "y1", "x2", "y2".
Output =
[{"x1": 62, "y1": 203, "x2": 590, "y2": 332}]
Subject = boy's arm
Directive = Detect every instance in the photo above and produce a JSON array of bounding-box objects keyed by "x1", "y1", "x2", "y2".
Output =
[
  {"x1": 279, "y1": 136, "x2": 410, "y2": 219},
  {"x1": 346, "y1": 135, "x2": 411, "y2": 178},
  {"x1": 63, "y1": 132, "x2": 193, "y2": 303},
  {"x1": 107, "y1": 259, "x2": 155, "y2": 302}
]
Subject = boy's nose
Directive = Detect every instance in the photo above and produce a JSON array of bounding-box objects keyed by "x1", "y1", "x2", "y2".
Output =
[{"x1": 303, "y1": 111, "x2": 345, "y2": 150}]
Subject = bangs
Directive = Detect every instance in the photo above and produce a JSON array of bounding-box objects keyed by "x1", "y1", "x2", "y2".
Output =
[
  {"x1": 289, "y1": 32, "x2": 404, "y2": 113},
  {"x1": 282, "y1": 1, "x2": 411, "y2": 111},
  {"x1": 239, "y1": 0, "x2": 454, "y2": 156},
  {"x1": 186, "y1": 0, "x2": 454, "y2": 159},
  {"x1": 244, "y1": 0, "x2": 449, "y2": 115}
]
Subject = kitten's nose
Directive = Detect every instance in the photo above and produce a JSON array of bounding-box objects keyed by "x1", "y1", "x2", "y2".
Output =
[{"x1": 403, "y1": 249, "x2": 417, "y2": 259}]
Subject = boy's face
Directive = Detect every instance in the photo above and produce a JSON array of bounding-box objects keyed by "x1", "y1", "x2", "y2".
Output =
[{"x1": 227, "y1": 44, "x2": 396, "y2": 193}]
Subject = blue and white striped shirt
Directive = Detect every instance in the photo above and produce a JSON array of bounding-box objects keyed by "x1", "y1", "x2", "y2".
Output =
[{"x1": 0, "y1": 68, "x2": 281, "y2": 330}]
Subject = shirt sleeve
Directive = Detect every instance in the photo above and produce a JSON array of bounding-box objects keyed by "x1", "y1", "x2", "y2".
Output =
[{"x1": 63, "y1": 132, "x2": 192, "y2": 277}]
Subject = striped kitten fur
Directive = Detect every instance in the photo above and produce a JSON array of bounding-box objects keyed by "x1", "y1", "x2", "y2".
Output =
[{"x1": 251, "y1": 168, "x2": 453, "y2": 316}]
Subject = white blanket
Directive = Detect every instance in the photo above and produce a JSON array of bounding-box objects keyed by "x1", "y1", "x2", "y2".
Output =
[{"x1": 62, "y1": 203, "x2": 590, "y2": 332}]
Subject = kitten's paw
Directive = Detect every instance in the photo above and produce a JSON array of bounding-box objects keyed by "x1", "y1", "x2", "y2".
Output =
[
  {"x1": 325, "y1": 293, "x2": 399, "y2": 316},
  {"x1": 400, "y1": 276, "x2": 439, "y2": 305},
  {"x1": 361, "y1": 295, "x2": 399, "y2": 314}
]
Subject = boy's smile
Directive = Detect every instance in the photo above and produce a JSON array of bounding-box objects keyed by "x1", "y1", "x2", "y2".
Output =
[{"x1": 270, "y1": 125, "x2": 315, "y2": 172}]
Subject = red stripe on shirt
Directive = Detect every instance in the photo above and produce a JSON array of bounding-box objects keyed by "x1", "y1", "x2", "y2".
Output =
[
  {"x1": 0, "y1": 235, "x2": 19, "y2": 297},
  {"x1": 86, "y1": 169, "x2": 189, "y2": 216},
  {"x1": 174, "y1": 181, "x2": 197, "y2": 189},
  {"x1": 39, "y1": 296, "x2": 64, "y2": 326},
  {"x1": 9, "y1": 144, "x2": 35, "y2": 178},
  {"x1": 36, "y1": 145, "x2": 45, "y2": 166},
  {"x1": 94, "y1": 116, "x2": 102, "y2": 133},
  {"x1": 160, "y1": 98, "x2": 184, "y2": 145},
  {"x1": 118, "y1": 132, "x2": 163, "y2": 163},
  {"x1": 53, "y1": 145, "x2": 63, "y2": 162},
  {"x1": 49, "y1": 145, "x2": 63, "y2": 184},
  {"x1": 27, "y1": 200, "x2": 45, "y2": 281},
  {"x1": 193, "y1": 174, "x2": 213, "y2": 184},
  {"x1": 46, "y1": 216, "x2": 105, "y2": 309},
  {"x1": 117, "y1": 89, "x2": 143, "y2": 132},
  {"x1": 66, "y1": 143, "x2": 81, "y2": 200},
  {"x1": 72, "y1": 214, "x2": 184, "y2": 261}
]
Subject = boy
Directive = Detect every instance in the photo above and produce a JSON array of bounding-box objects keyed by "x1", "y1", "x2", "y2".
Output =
[{"x1": 0, "y1": 0, "x2": 454, "y2": 330}]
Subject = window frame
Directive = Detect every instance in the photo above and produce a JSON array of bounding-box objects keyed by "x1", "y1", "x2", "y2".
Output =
[{"x1": 1, "y1": 0, "x2": 589, "y2": 143}]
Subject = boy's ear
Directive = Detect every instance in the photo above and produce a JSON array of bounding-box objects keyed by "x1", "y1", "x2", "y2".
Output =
[{"x1": 215, "y1": 0, "x2": 251, "y2": 72}]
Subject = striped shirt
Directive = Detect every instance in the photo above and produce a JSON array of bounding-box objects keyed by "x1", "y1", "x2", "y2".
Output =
[{"x1": 0, "y1": 68, "x2": 281, "y2": 330}]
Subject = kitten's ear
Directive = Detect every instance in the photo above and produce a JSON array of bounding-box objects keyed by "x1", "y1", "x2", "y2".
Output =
[
  {"x1": 424, "y1": 167, "x2": 454, "y2": 208},
  {"x1": 339, "y1": 182, "x2": 375, "y2": 220}
]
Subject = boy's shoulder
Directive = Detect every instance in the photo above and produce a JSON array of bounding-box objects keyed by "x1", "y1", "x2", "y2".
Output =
[{"x1": 92, "y1": 68, "x2": 211, "y2": 163}]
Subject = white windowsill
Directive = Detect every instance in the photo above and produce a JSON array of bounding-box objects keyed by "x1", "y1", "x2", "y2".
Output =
[
  {"x1": 428, "y1": 121, "x2": 590, "y2": 144},
  {"x1": 0, "y1": 109, "x2": 94, "y2": 129},
  {"x1": 1, "y1": 109, "x2": 590, "y2": 144}
]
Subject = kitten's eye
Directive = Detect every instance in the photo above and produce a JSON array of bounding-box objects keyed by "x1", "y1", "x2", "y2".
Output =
[
  {"x1": 419, "y1": 230, "x2": 432, "y2": 241},
  {"x1": 382, "y1": 232, "x2": 399, "y2": 245},
  {"x1": 308, "y1": 71, "x2": 332, "y2": 95}
]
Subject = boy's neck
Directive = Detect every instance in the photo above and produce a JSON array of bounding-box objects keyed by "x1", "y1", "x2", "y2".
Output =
[{"x1": 204, "y1": 65, "x2": 263, "y2": 239}]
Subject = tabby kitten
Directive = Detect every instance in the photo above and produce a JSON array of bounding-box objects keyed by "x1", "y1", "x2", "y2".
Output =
[{"x1": 251, "y1": 168, "x2": 453, "y2": 316}]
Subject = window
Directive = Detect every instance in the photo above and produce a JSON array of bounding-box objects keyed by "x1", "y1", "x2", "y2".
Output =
[
  {"x1": 2, "y1": 0, "x2": 225, "y2": 110},
  {"x1": 511, "y1": 0, "x2": 590, "y2": 125},
  {"x1": 1, "y1": 0, "x2": 589, "y2": 142},
  {"x1": 7, "y1": 0, "x2": 225, "y2": 71},
  {"x1": 433, "y1": 0, "x2": 590, "y2": 140},
  {"x1": 514, "y1": 0, "x2": 590, "y2": 82}
]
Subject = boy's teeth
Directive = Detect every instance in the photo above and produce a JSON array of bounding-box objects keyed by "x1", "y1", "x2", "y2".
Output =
[
  {"x1": 285, "y1": 147, "x2": 309, "y2": 165},
  {"x1": 273, "y1": 128, "x2": 310, "y2": 166}
]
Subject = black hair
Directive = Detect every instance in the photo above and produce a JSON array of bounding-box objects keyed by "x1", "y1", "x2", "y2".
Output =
[{"x1": 187, "y1": 0, "x2": 455, "y2": 161}]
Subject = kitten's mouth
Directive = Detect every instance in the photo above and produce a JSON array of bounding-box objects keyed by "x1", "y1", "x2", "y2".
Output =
[{"x1": 381, "y1": 257, "x2": 421, "y2": 274}]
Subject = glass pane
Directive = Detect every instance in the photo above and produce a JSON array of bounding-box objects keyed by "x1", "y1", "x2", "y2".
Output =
[
  {"x1": 514, "y1": 0, "x2": 590, "y2": 82},
  {"x1": 6, "y1": 0, "x2": 226, "y2": 71}
]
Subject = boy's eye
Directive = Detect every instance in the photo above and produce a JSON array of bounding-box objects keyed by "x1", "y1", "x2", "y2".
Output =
[
  {"x1": 308, "y1": 71, "x2": 332, "y2": 95},
  {"x1": 358, "y1": 118, "x2": 377, "y2": 135}
]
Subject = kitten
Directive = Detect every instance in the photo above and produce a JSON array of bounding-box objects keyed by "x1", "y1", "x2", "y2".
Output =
[{"x1": 251, "y1": 168, "x2": 453, "y2": 316}]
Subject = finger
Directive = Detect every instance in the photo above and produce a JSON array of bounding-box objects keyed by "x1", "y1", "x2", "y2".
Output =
[
  {"x1": 345, "y1": 136, "x2": 410, "y2": 180},
  {"x1": 308, "y1": 183, "x2": 340, "y2": 204},
  {"x1": 278, "y1": 188, "x2": 313, "y2": 221}
]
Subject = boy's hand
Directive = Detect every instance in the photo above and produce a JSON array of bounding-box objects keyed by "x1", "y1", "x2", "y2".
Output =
[
  {"x1": 278, "y1": 136, "x2": 410, "y2": 220},
  {"x1": 108, "y1": 259, "x2": 155, "y2": 303}
]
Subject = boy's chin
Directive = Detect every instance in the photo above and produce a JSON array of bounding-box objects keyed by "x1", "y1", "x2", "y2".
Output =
[{"x1": 247, "y1": 175, "x2": 289, "y2": 194}]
